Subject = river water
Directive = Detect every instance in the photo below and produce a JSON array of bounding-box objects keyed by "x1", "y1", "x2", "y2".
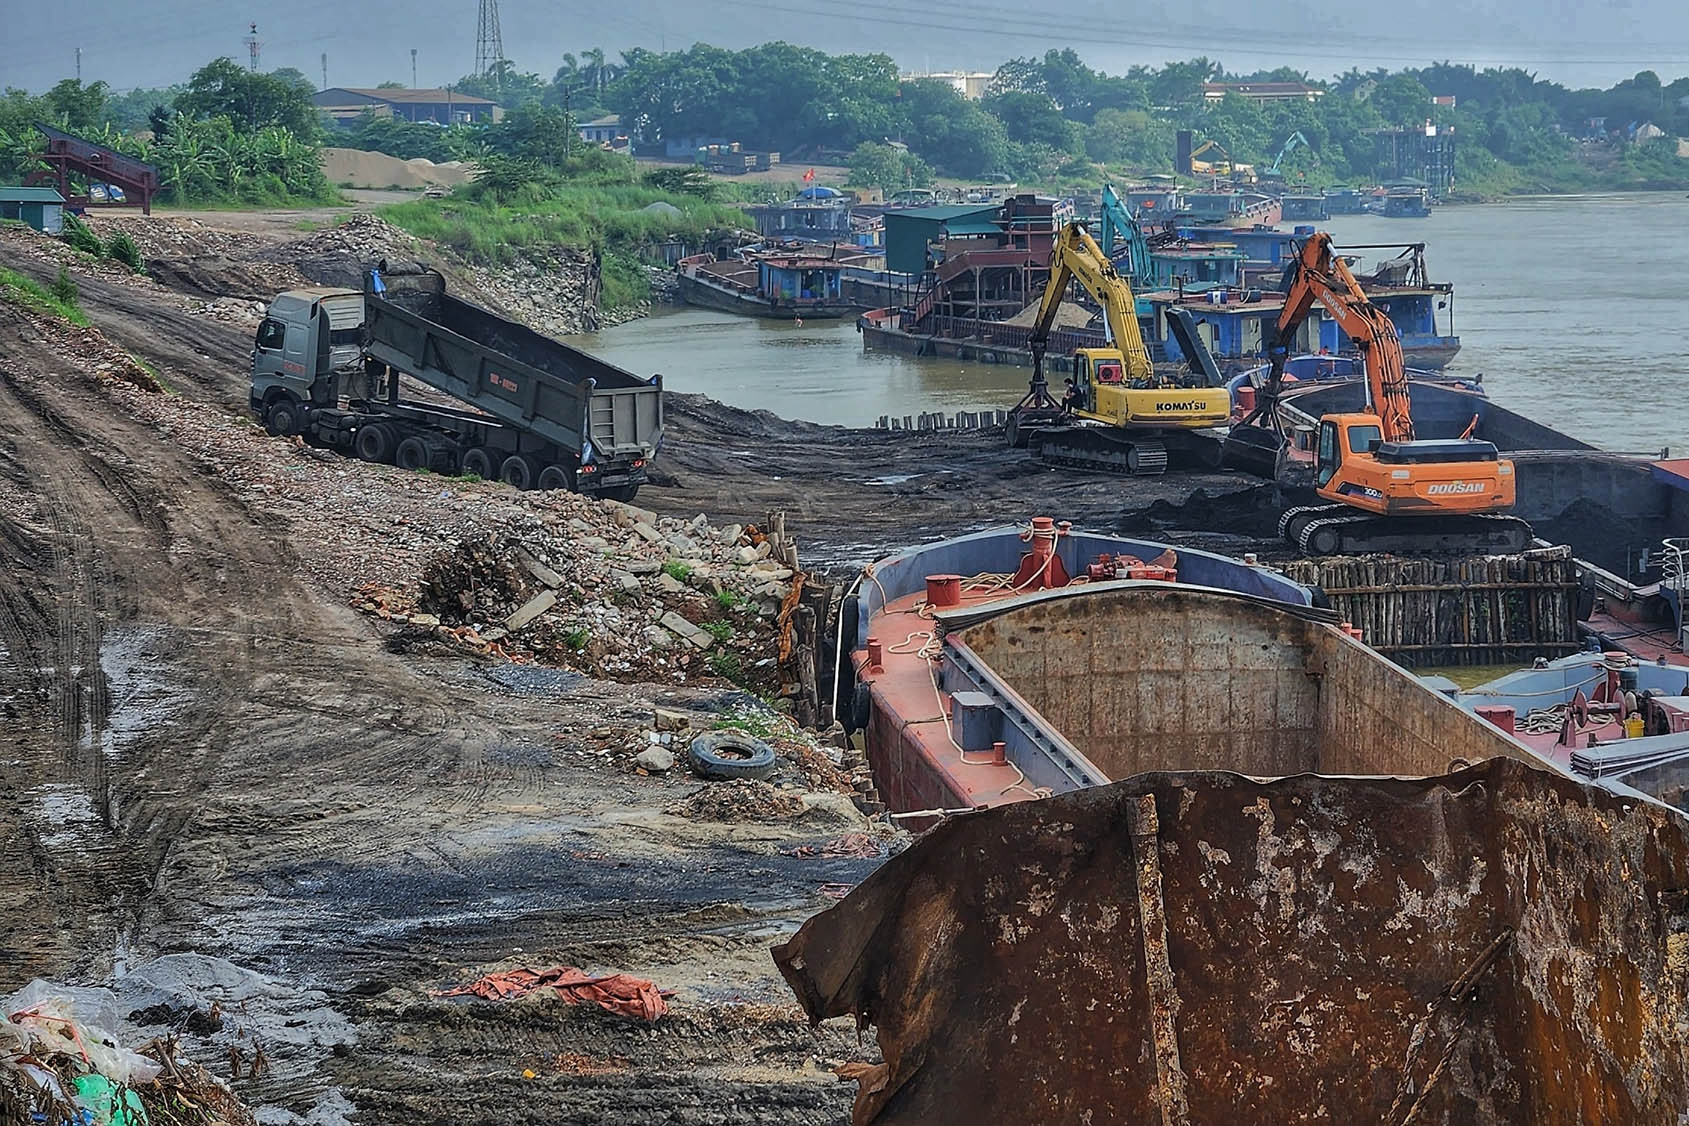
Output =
[{"x1": 578, "y1": 192, "x2": 1689, "y2": 451}]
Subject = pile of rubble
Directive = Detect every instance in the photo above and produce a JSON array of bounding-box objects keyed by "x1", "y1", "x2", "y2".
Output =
[
  {"x1": 360, "y1": 497, "x2": 803, "y2": 686},
  {"x1": 667, "y1": 780, "x2": 806, "y2": 823},
  {"x1": 259, "y1": 212, "x2": 433, "y2": 290},
  {"x1": 463, "y1": 250, "x2": 610, "y2": 337}
]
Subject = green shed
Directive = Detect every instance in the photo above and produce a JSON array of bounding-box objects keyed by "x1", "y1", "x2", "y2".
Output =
[
  {"x1": 883, "y1": 204, "x2": 1000, "y2": 276},
  {"x1": 0, "y1": 186, "x2": 66, "y2": 235}
]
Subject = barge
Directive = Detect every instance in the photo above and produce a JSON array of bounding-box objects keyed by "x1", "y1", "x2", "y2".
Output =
[
  {"x1": 843, "y1": 517, "x2": 1524, "y2": 818},
  {"x1": 791, "y1": 521, "x2": 1689, "y2": 1123},
  {"x1": 677, "y1": 248, "x2": 865, "y2": 319}
]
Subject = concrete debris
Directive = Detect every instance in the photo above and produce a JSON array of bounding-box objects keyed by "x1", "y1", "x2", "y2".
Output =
[
  {"x1": 380, "y1": 506, "x2": 795, "y2": 685},
  {"x1": 635, "y1": 747, "x2": 676, "y2": 774}
]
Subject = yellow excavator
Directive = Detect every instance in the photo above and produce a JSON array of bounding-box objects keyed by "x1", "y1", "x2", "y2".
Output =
[{"x1": 1007, "y1": 222, "x2": 1231, "y2": 474}]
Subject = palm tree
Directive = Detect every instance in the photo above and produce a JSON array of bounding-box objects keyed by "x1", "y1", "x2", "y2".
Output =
[{"x1": 583, "y1": 48, "x2": 607, "y2": 95}]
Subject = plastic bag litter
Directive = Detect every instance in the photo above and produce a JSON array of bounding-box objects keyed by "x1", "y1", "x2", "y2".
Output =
[{"x1": 6, "y1": 979, "x2": 163, "y2": 1085}]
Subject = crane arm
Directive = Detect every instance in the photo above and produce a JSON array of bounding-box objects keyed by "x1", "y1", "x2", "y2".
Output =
[
  {"x1": 1100, "y1": 183, "x2": 1150, "y2": 283},
  {"x1": 1032, "y1": 223, "x2": 1153, "y2": 381},
  {"x1": 1263, "y1": 231, "x2": 1414, "y2": 442}
]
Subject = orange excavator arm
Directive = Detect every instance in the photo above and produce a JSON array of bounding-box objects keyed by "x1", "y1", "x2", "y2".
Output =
[{"x1": 1266, "y1": 232, "x2": 1415, "y2": 442}]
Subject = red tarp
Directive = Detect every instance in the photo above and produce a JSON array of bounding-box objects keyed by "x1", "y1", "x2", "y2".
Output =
[{"x1": 435, "y1": 967, "x2": 670, "y2": 1021}]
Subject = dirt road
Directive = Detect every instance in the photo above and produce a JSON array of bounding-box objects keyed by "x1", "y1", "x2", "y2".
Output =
[{"x1": 0, "y1": 213, "x2": 1275, "y2": 1123}]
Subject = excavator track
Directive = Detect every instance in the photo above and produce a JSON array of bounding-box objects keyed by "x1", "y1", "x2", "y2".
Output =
[
  {"x1": 1288, "y1": 507, "x2": 1534, "y2": 556},
  {"x1": 1032, "y1": 428, "x2": 1169, "y2": 476}
]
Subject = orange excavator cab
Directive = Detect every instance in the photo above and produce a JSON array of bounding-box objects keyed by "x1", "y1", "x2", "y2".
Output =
[{"x1": 1230, "y1": 232, "x2": 1530, "y2": 556}]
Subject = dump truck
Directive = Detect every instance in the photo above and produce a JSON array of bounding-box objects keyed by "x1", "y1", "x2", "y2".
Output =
[{"x1": 249, "y1": 268, "x2": 662, "y2": 499}]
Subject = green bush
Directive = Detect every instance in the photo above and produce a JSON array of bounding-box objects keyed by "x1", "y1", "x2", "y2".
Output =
[
  {"x1": 51, "y1": 266, "x2": 78, "y2": 308},
  {"x1": 661, "y1": 560, "x2": 693, "y2": 581},
  {"x1": 106, "y1": 231, "x2": 143, "y2": 271},
  {"x1": 61, "y1": 213, "x2": 103, "y2": 256}
]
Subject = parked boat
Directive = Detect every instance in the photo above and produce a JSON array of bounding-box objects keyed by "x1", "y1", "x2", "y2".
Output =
[
  {"x1": 1442, "y1": 650, "x2": 1689, "y2": 808},
  {"x1": 1171, "y1": 188, "x2": 1282, "y2": 227},
  {"x1": 677, "y1": 246, "x2": 867, "y2": 319},
  {"x1": 1322, "y1": 185, "x2": 1370, "y2": 214},
  {"x1": 1278, "y1": 192, "x2": 1328, "y2": 221},
  {"x1": 1371, "y1": 186, "x2": 1433, "y2": 218}
]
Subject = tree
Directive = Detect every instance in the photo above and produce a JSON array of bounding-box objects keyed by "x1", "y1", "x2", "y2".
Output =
[
  {"x1": 984, "y1": 89, "x2": 1079, "y2": 152},
  {"x1": 176, "y1": 59, "x2": 321, "y2": 140},
  {"x1": 44, "y1": 79, "x2": 110, "y2": 132},
  {"x1": 846, "y1": 142, "x2": 932, "y2": 190},
  {"x1": 1370, "y1": 74, "x2": 1433, "y2": 128}
]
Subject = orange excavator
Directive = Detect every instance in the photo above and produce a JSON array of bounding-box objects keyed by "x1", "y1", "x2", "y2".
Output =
[{"x1": 1226, "y1": 231, "x2": 1531, "y2": 555}]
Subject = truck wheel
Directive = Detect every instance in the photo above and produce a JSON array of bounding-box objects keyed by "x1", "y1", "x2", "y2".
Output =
[
  {"x1": 500, "y1": 454, "x2": 539, "y2": 489},
  {"x1": 599, "y1": 485, "x2": 640, "y2": 502},
  {"x1": 355, "y1": 424, "x2": 396, "y2": 463},
  {"x1": 264, "y1": 397, "x2": 302, "y2": 437},
  {"x1": 537, "y1": 464, "x2": 576, "y2": 492},
  {"x1": 396, "y1": 436, "x2": 431, "y2": 472},
  {"x1": 460, "y1": 447, "x2": 495, "y2": 481}
]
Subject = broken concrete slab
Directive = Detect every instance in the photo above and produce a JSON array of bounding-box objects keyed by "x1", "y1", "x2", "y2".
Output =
[{"x1": 503, "y1": 589, "x2": 558, "y2": 631}]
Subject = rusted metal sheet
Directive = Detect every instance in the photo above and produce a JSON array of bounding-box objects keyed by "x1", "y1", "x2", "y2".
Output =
[{"x1": 774, "y1": 758, "x2": 1689, "y2": 1124}]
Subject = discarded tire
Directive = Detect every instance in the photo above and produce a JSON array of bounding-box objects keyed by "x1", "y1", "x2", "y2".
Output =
[{"x1": 687, "y1": 731, "x2": 777, "y2": 782}]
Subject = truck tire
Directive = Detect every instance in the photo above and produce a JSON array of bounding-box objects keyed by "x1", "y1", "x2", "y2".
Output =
[
  {"x1": 396, "y1": 436, "x2": 432, "y2": 472},
  {"x1": 264, "y1": 396, "x2": 303, "y2": 437},
  {"x1": 355, "y1": 424, "x2": 396, "y2": 463},
  {"x1": 599, "y1": 485, "x2": 640, "y2": 502},
  {"x1": 500, "y1": 453, "x2": 539, "y2": 489},
  {"x1": 686, "y1": 731, "x2": 778, "y2": 782},
  {"x1": 537, "y1": 463, "x2": 576, "y2": 492},
  {"x1": 460, "y1": 447, "x2": 495, "y2": 481}
]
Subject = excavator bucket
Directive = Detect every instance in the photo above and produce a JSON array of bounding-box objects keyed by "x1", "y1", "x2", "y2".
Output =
[{"x1": 1221, "y1": 423, "x2": 1287, "y2": 478}]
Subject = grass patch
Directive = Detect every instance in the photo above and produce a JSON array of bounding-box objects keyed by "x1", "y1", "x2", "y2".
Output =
[
  {"x1": 715, "y1": 588, "x2": 744, "y2": 610},
  {"x1": 702, "y1": 620, "x2": 734, "y2": 644},
  {"x1": 661, "y1": 560, "x2": 693, "y2": 581},
  {"x1": 712, "y1": 702, "x2": 783, "y2": 738},
  {"x1": 707, "y1": 652, "x2": 747, "y2": 685},
  {"x1": 128, "y1": 354, "x2": 170, "y2": 393},
  {"x1": 563, "y1": 626, "x2": 590, "y2": 650},
  {"x1": 0, "y1": 267, "x2": 90, "y2": 325},
  {"x1": 381, "y1": 184, "x2": 751, "y2": 312}
]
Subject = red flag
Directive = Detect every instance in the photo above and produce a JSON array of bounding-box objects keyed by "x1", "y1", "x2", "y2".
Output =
[{"x1": 803, "y1": 168, "x2": 816, "y2": 183}]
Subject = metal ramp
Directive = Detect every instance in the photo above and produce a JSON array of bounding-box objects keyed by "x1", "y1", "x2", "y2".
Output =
[{"x1": 30, "y1": 122, "x2": 159, "y2": 214}]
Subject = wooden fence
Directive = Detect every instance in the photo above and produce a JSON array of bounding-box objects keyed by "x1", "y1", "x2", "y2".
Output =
[{"x1": 1281, "y1": 546, "x2": 1581, "y2": 667}]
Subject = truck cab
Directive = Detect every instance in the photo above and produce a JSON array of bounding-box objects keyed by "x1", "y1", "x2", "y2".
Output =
[{"x1": 251, "y1": 288, "x2": 365, "y2": 434}]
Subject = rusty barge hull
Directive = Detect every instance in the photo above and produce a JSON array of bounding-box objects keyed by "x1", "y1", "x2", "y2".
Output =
[
  {"x1": 776, "y1": 758, "x2": 1689, "y2": 1124},
  {"x1": 807, "y1": 522, "x2": 1689, "y2": 1123}
]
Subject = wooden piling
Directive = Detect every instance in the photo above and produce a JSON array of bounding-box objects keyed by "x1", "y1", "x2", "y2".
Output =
[{"x1": 1282, "y1": 547, "x2": 1579, "y2": 667}]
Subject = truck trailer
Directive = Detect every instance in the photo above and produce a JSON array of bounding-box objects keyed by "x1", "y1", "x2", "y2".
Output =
[{"x1": 249, "y1": 268, "x2": 662, "y2": 499}]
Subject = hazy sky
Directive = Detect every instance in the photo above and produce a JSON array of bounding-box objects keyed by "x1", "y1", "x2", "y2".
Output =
[{"x1": 6, "y1": 0, "x2": 1689, "y2": 93}]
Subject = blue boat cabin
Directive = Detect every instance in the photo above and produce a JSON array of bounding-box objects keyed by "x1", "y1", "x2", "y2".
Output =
[{"x1": 759, "y1": 258, "x2": 843, "y2": 301}]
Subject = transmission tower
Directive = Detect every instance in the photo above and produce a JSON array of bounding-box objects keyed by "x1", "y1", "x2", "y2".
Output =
[
  {"x1": 244, "y1": 23, "x2": 261, "y2": 72},
  {"x1": 474, "y1": 0, "x2": 505, "y2": 80}
]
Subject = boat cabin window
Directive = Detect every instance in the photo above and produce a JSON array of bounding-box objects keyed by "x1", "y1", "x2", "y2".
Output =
[
  {"x1": 1347, "y1": 423, "x2": 1383, "y2": 454},
  {"x1": 255, "y1": 318, "x2": 285, "y2": 351},
  {"x1": 1317, "y1": 420, "x2": 1339, "y2": 487}
]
